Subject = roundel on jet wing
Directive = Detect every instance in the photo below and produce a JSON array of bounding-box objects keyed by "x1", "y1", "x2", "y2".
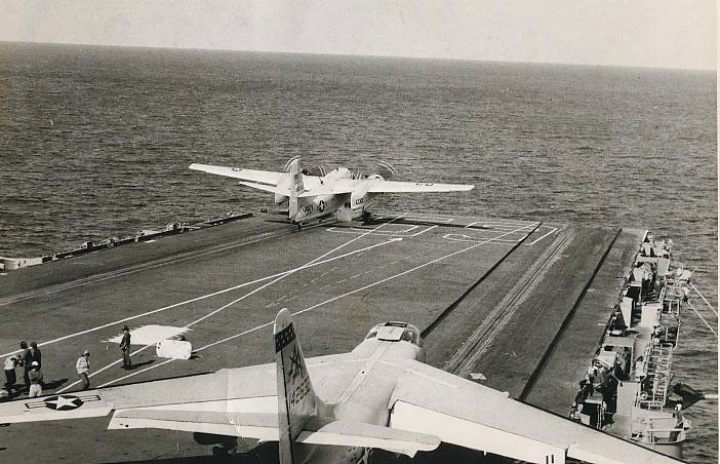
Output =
[
  {"x1": 318, "y1": 200, "x2": 325, "y2": 212},
  {"x1": 43, "y1": 395, "x2": 84, "y2": 411}
]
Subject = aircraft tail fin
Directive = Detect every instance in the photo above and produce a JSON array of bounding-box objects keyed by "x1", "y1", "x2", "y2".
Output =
[
  {"x1": 287, "y1": 159, "x2": 304, "y2": 220},
  {"x1": 274, "y1": 308, "x2": 320, "y2": 464}
]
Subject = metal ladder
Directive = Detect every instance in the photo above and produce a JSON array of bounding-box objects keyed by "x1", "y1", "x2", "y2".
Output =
[{"x1": 643, "y1": 345, "x2": 674, "y2": 409}]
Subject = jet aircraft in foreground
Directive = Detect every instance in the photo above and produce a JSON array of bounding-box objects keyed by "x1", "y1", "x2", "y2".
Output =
[
  {"x1": 0, "y1": 309, "x2": 681, "y2": 464},
  {"x1": 189, "y1": 160, "x2": 474, "y2": 224}
]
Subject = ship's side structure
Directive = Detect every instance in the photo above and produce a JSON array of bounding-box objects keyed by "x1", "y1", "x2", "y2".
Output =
[{"x1": 569, "y1": 233, "x2": 697, "y2": 457}]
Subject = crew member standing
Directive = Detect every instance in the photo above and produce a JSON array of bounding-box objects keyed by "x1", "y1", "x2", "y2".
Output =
[
  {"x1": 19, "y1": 341, "x2": 30, "y2": 391},
  {"x1": 76, "y1": 350, "x2": 91, "y2": 390},
  {"x1": 28, "y1": 361, "x2": 43, "y2": 398},
  {"x1": 29, "y1": 342, "x2": 42, "y2": 368},
  {"x1": 120, "y1": 325, "x2": 132, "y2": 369},
  {"x1": 3, "y1": 354, "x2": 18, "y2": 394}
]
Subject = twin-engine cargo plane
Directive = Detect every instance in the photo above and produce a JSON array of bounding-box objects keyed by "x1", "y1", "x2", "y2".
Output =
[
  {"x1": 189, "y1": 160, "x2": 474, "y2": 224},
  {"x1": 0, "y1": 309, "x2": 681, "y2": 464}
]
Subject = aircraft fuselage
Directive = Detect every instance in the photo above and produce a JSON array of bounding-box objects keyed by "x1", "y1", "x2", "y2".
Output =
[
  {"x1": 297, "y1": 337, "x2": 425, "y2": 464},
  {"x1": 290, "y1": 169, "x2": 382, "y2": 225}
]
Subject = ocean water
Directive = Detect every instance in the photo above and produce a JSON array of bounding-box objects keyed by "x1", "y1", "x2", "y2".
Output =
[{"x1": 0, "y1": 43, "x2": 716, "y2": 462}]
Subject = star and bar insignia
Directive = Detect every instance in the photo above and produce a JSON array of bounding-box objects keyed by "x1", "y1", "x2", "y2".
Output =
[{"x1": 25, "y1": 394, "x2": 101, "y2": 411}]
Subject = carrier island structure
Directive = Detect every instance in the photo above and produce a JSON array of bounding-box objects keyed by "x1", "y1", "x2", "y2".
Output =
[{"x1": 0, "y1": 212, "x2": 703, "y2": 462}]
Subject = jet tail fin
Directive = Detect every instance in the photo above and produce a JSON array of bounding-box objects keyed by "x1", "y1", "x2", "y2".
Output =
[{"x1": 274, "y1": 308, "x2": 320, "y2": 464}]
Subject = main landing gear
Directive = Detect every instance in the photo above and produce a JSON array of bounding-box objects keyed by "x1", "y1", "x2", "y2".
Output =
[{"x1": 362, "y1": 210, "x2": 372, "y2": 225}]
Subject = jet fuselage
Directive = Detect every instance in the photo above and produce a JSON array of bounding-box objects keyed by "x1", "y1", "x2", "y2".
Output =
[{"x1": 296, "y1": 334, "x2": 425, "y2": 464}]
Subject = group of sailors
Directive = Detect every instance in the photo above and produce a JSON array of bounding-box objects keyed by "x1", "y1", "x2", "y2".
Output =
[
  {"x1": 2, "y1": 341, "x2": 44, "y2": 398},
  {"x1": 569, "y1": 360, "x2": 621, "y2": 425},
  {"x1": 1, "y1": 325, "x2": 132, "y2": 400}
]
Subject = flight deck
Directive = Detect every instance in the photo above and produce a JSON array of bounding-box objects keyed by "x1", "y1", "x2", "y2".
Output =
[{"x1": 0, "y1": 212, "x2": 645, "y2": 463}]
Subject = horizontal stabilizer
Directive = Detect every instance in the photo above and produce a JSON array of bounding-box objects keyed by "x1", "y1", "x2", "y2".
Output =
[
  {"x1": 109, "y1": 409, "x2": 279, "y2": 441},
  {"x1": 110, "y1": 410, "x2": 439, "y2": 457},
  {"x1": 297, "y1": 420, "x2": 440, "y2": 458}
]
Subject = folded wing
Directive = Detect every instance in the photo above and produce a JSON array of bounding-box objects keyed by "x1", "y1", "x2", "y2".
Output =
[{"x1": 389, "y1": 359, "x2": 682, "y2": 464}]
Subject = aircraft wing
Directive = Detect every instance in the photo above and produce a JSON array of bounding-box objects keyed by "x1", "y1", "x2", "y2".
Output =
[
  {"x1": 389, "y1": 359, "x2": 682, "y2": 464},
  {"x1": 189, "y1": 164, "x2": 284, "y2": 187},
  {"x1": 0, "y1": 354, "x2": 360, "y2": 441},
  {"x1": 189, "y1": 163, "x2": 326, "y2": 196},
  {"x1": 367, "y1": 180, "x2": 474, "y2": 193},
  {"x1": 239, "y1": 181, "x2": 280, "y2": 194},
  {"x1": 0, "y1": 366, "x2": 275, "y2": 433}
]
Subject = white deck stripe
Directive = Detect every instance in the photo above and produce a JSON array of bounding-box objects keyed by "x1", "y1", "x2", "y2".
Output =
[
  {"x1": 97, "y1": 222, "x2": 535, "y2": 387},
  {"x1": 0, "y1": 222, "x2": 305, "y2": 310},
  {"x1": 0, "y1": 230, "x2": 399, "y2": 359},
  {"x1": 326, "y1": 224, "x2": 432, "y2": 237},
  {"x1": 56, "y1": 344, "x2": 155, "y2": 393},
  {"x1": 79, "y1": 214, "x2": 407, "y2": 389},
  {"x1": 529, "y1": 226, "x2": 559, "y2": 245},
  {"x1": 183, "y1": 215, "x2": 406, "y2": 328}
]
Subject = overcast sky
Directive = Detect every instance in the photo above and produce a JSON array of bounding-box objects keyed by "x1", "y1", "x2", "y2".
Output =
[{"x1": 0, "y1": 0, "x2": 716, "y2": 70}]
